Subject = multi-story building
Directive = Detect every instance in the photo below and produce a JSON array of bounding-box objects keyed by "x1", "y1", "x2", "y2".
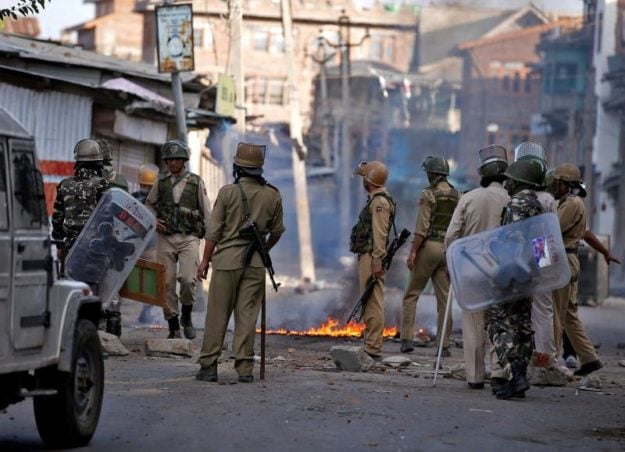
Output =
[
  {"x1": 136, "y1": 0, "x2": 419, "y2": 128},
  {"x1": 0, "y1": 17, "x2": 40, "y2": 37},
  {"x1": 64, "y1": 0, "x2": 144, "y2": 61},
  {"x1": 455, "y1": 19, "x2": 567, "y2": 174}
]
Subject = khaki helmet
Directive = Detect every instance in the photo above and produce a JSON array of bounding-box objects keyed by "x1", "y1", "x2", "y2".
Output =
[
  {"x1": 74, "y1": 139, "x2": 103, "y2": 162},
  {"x1": 96, "y1": 138, "x2": 113, "y2": 162},
  {"x1": 553, "y1": 163, "x2": 582, "y2": 183},
  {"x1": 354, "y1": 160, "x2": 388, "y2": 187},
  {"x1": 234, "y1": 142, "x2": 265, "y2": 168},
  {"x1": 478, "y1": 144, "x2": 508, "y2": 177},
  {"x1": 161, "y1": 140, "x2": 190, "y2": 161},
  {"x1": 138, "y1": 163, "x2": 159, "y2": 186},
  {"x1": 421, "y1": 155, "x2": 449, "y2": 175},
  {"x1": 503, "y1": 159, "x2": 544, "y2": 188}
]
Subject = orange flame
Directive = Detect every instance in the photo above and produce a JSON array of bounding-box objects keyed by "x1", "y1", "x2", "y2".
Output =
[{"x1": 257, "y1": 316, "x2": 398, "y2": 338}]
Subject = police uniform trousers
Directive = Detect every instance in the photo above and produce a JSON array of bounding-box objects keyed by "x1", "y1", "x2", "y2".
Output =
[
  {"x1": 462, "y1": 310, "x2": 486, "y2": 384},
  {"x1": 400, "y1": 240, "x2": 452, "y2": 347},
  {"x1": 552, "y1": 253, "x2": 598, "y2": 365},
  {"x1": 531, "y1": 291, "x2": 557, "y2": 356},
  {"x1": 357, "y1": 254, "x2": 385, "y2": 357},
  {"x1": 486, "y1": 298, "x2": 533, "y2": 375},
  {"x1": 198, "y1": 266, "x2": 265, "y2": 376},
  {"x1": 157, "y1": 233, "x2": 200, "y2": 320}
]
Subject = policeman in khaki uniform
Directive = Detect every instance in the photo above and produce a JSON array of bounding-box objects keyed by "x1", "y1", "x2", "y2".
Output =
[
  {"x1": 146, "y1": 140, "x2": 211, "y2": 339},
  {"x1": 549, "y1": 163, "x2": 603, "y2": 377},
  {"x1": 196, "y1": 143, "x2": 285, "y2": 383},
  {"x1": 445, "y1": 145, "x2": 510, "y2": 390},
  {"x1": 400, "y1": 156, "x2": 459, "y2": 356},
  {"x1": 350, "y1": 161, "x2": 395, "y2": 360}
]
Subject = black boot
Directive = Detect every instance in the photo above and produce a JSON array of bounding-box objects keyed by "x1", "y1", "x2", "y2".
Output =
[
  {"x1": 167, "y1": 316, "x2": 181, "y2": 339},
  {"x1": 196, "y1": 363, "x2": 218, "y2": 382},
  {"x1": 105, "y1": 310, "x2": 122, "y2": 337},
  {"x1": 496, "y1": 360, "x2": 530, "y2": 400},
  {"x1": 180, "y1": 305, "x2": 196, "y2": 339}
]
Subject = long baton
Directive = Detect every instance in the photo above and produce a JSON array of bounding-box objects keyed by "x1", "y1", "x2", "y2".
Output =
[
  {"x1": 260, "y1": 290, "x2": 266, "y2": 380},
  {"x1": 433, "y1": 286, "x2": 454, "y2": 387}
]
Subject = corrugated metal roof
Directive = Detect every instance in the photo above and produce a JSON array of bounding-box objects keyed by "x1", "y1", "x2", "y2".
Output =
[
  {"x1": 0, "y1": 33, "x2": 196, "y2": 84},
  {"x1": 0, "y1": 82, "x2": 92, "y2": 164}
]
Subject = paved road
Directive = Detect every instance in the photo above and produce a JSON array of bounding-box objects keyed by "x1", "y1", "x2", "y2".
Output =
[{"x1": 2, "y1": 295, "x2": 625, "y2": 451}]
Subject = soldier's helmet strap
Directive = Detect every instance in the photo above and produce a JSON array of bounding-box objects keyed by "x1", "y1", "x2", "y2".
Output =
[{"x1": 236, "y1": 182, "x2": 252, "y2": 221}]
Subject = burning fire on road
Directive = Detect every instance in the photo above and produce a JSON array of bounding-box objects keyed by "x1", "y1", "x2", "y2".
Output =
[{"x1": 257, "y1": 316, "x2": 398, "y2": 338}]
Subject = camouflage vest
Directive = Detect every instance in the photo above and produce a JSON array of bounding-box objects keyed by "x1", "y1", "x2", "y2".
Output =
[
  {"x1": 427, "y1": 185, "x2": 460, "y2": 242},
  {"x1": 349, "y1": 192, "x2": 396, "y2": 254},
  {"x1": 58, "y1": 169, "x2": 110, "y2": 246},
  {"x1": 156, "y1": 172, "x2": 205, "y2": 238}
]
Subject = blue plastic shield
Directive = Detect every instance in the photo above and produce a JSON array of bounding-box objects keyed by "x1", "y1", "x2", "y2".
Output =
[
  {"x1": 446, "y1": 213, "x2": 571, "y2": 311},
  {"x1": 65, "y1": 188, "x2": 156, "y2": 306}
]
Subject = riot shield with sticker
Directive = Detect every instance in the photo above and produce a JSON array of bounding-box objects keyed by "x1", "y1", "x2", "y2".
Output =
[
  {"x1": 65, "y1": 188, "x2": 156, "y2": 306},
  {"x1": 446, "y1": 212, "x2": 571, "y2": 311}
]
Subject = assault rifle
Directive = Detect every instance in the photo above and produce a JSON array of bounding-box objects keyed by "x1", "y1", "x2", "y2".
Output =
[
  {"x1": 240, "y1": 220, "x2": 281, "y2": 292},
  {"x1": 346, "y1": 228, "x2": 411, "y2": 324}
]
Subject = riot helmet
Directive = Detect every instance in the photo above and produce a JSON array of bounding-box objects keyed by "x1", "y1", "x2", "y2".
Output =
[
  {"x1": 478, "y1": 144, "x2": 508, "y2": 178},
  {"x1": 161, "y1": 140, "x2": 190, "y2": 161},
  {"x1": 553, "y1": 163, "x2": 582, "y2": 183},
  {"x1": 503, "y1": 159, "x2": 544, "y2": 188},
  {"x1": 74, "y1": 139, "x2": 104, "y2": 162},
  {"x1": 514, "y1": 141, "x2": 546, "y2": 162},
  {"x1": 354, "y1": 160, "x2": 388, "y2": 187},
  {"x1": 138, "y1": 163, "x2": 159, "y2": 186},
  {"x1": 421, "y1": 155, "x2": 449, "y2": 175}
]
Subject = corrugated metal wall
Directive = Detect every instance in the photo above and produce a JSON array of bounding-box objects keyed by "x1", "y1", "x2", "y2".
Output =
[{"x1": 0, "y1": 82, "x2": 92, "y2": 166}]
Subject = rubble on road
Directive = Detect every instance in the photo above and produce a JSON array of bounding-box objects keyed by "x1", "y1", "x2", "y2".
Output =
[
  {"x1": 382, "y1": 356, "x2": 411, "y2": 368},
  {"x1": 145, "y1": 339, "x2": 195, "y2": 358},
  {"x1": 330, "y1": 346, "x2": 374, "y2": 372},
  {"x1": 99, "y1": 331, "x2": 130, "y2": 356},
  {"x1": 579, "y1": 375, "x2": 602, "y2": 390}
]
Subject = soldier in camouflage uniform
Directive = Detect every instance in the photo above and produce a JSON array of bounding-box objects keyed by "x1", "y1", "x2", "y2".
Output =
[
  {"x1": 146, "y1": 140, "x2": 211, "y2": 339},
  {"x1": 400, "y1": 156, "x2": 459, "y2": 356},
  {"x1": 486, "y1": 159, "x2": 544, "y2": 399},
  {"x1": 96, "y1": 138, "x2": 129, "y2": 191},
  {"x1": 52, "y1": 139, "x2": 111, "y2": 263},
  {"x1": 350, "y1": 161, "x2": 395, "y2": 360}
]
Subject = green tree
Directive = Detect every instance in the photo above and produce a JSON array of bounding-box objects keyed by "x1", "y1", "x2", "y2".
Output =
[{"x1": 0, "y1": 0, "x2": 51, "y2": 20}]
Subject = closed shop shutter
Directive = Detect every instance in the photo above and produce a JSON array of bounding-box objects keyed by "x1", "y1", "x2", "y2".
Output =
[{"x1": 118, "y1": 141, "x2": 156, "y2": 193}]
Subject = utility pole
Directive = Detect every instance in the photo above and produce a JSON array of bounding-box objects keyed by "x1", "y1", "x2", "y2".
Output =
[
  {"x1": 227, "y1": 0, "x2": 245, "y2": 135},
  {"x1": 311, "y1": 35, "x2": 334, "y2": 167},
  {"x1": 280, "y1": 0, "x2": 316, "y2": 283},
  {"x1": 171, "y1": 71, "x2": 188, "y2": 143},
  {"x1": 317, "y1": 13, "x2": 368, "y2": 247}
]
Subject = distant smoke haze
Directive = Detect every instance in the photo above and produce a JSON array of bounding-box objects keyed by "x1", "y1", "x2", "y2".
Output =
[{"x1": 412, "y1": 0, "x2": 582, "y2": 14}]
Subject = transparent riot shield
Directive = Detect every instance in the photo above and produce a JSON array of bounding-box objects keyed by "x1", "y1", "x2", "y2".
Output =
[
  {"x1": 446, "y1": 213, "x2": 571, "y2": 311},
  {"x1": 65, "y1": 188, "x2": 156, "y2": 306}
]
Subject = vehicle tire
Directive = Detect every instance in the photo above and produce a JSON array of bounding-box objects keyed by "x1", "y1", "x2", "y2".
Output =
[{"x1": 33, "y1": 319, "x2": 104, "y2": 448}]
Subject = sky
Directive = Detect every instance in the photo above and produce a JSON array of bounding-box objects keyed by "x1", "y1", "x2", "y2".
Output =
[{"x1": 1, "y1": 0, "x2": 585, "y2": 40}]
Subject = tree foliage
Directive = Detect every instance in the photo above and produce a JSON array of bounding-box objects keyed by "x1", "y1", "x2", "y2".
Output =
[{"x1": 0, "y1": 0, "x2": 51, "y2": 21}]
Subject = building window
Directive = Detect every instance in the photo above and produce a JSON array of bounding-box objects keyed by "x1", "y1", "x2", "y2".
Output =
[
  {"x1": 267, "y1": 80, "x2": 284, "y2": 105},
  {"x1": 246, "y1": 77, "x2": 286, "y2": 105},
  {"x1": 369, "y1": 35, "x2": 383, "y2": 60},
  {"x1": 384, "y1": 36, "x2": 395, "y2": 62},
  {"x1": 524, "y1": 74, "x2": 532, "y2": 93},
  {"x1": 253, "y1": 28, "x2": 269, "y2": 51},
  {"x1": 269, "y1": 29, "x2": 285, "y2": 54},
  {"x1": 502, "y1": 75, "x2": 510, "y2": 91},
  {"x1": 553, "y1": 62, "x2": 577, "y2": 93},
  {"x1": 512, "y1": 72, "x2": 521, "y2": 93},
  {"x1": 193, "y1": 28, "x2": 204, "y2": 48},
  {"x1": 257, "y1": 78, "x2": 267, "y2": 103}
]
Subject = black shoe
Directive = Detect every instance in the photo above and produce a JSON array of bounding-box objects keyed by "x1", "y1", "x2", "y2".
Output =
[
  {"x1": 441, "y1": 347, "x2": 451, "y2": 358},
  {"x1": 490, "y1": 377, "x2": 508, "y2": 395},
  {"x1": 468, "y1": 382, "x2": 484, "y2": 390},
  {"x1": 497, "y1": 361, "x2": 530, "y2": 399},
  {"x1": 400, "y1": 340, "x2": 414, "y2": 353},
  {"x1": 167, "y1": 316, "x2": 181, "y2": 339},
  {"x1": 573, "y1": 360, "x2": 603, "y2": 376},
  {"x1": 105, "y1": 311, "x2": 122, "y2": 337},
  {"x1": 196, "y1": 365, "x2": 218, "y2": 382},
  {"x1": 238, "y1": 375, "x2": 254, "y2": 383},
  {"x1": 180, "y1": 305, "x2": 196, "y2": 340}
]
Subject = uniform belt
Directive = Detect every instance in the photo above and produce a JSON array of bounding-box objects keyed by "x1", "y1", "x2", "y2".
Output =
[{"x1": 565, "y1": 247, "x2": 578, "y2": 255}]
